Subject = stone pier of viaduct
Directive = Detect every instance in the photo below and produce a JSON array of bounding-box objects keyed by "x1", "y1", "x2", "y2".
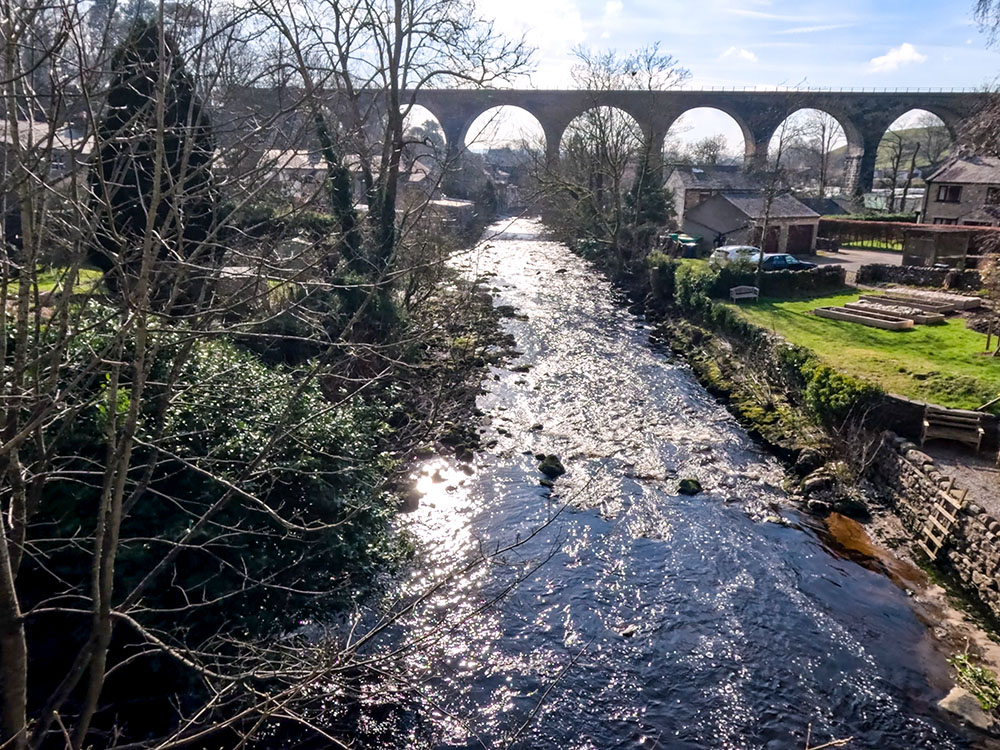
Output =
[{"x1": 398, "y1": 89, "x2": 988, "y2": 196}]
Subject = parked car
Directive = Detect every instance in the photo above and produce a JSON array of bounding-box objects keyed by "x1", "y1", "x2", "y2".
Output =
[
  {"x1": 760, "y1": 254, "x2": 817, "y2": 271},
  {"x1": 709, "y1": 245, "x2": 761, "y2": 266}
]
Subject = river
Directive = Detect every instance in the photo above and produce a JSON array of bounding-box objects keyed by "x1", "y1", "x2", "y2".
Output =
[{"x1": 359, "y1": 218, "x2": 992, "y2": 749}]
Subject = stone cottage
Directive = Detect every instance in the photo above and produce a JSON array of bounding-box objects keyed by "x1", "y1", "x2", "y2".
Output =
[
  {"x1": 682, "y1": 192, "x2": 820, "y2": 254},
  {"x1": 922, "y1": 155, "x2": 1000, "y2": 227}
]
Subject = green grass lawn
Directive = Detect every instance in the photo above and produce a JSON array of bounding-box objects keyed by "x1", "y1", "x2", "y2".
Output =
[
  {"x1": 728, "y1": 291, "x2": 1000, "y2": 412},
  {"x1": 7, "y1": 266, "x2": 104, "y2": 297}
]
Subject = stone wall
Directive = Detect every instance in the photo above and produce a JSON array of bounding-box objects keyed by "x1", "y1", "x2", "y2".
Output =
[
  {"x1": 871, "y1": 394, "x2": 1000, "y2": 453},
  {"x1": 873, "y1": 431, "x2": 1000, "y2": 619},
  {"x1": 856, "y1": 263, "x2": 982, "y2": 290}
]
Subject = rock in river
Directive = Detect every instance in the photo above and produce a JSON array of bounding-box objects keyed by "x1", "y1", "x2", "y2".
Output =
[
  {"x1": 678, "y1": 478, "x2": 702, "y2": 496},
  {"x1": 538, "y1": 454, "x2": 566, "y2": 479}
]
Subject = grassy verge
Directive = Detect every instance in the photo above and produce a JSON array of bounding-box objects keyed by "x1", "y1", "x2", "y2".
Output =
[{"x1": 726, "y1": 291, "x2": 1000, "y2": 411}]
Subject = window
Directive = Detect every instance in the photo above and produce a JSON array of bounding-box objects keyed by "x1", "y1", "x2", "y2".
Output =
[
  {"x1": 988, "y1": 187, "x2": 1000, "y2": 205},
  {"x1": 936, "y1": 185, "x2": 962, "y2": 203},
  {"x1": 963, "y1": 220, "x2": 993, "y2": 226},
  {"x1": 932, "y1": 217, "x2": 958, "y2": 225}
]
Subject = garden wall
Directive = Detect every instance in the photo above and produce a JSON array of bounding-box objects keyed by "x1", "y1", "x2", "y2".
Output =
[
  {"x1": 871, "y1": 394, "x2": 1000, "y2": 453},
  {"x1": 873, "y1": 432, "x2": 1000, "y2": 619},
  {"x1": 856, "y1": 263, "x2": 982, "y2": 291},
  {"x1": 711, "y1": 264, "x2": 847, "y2": 298}
]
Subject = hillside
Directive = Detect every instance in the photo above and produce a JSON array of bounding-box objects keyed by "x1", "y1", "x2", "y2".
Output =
[{"x1": 828, "y1": 125, "x2": 952, "y2": 173}]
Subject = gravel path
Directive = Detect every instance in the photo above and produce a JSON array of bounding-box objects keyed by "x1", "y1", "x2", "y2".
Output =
[{"x1": 924, "y1": 442, "x2": 1000, "y2": 516}]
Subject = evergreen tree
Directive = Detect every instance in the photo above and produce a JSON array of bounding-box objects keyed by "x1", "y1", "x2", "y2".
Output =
[{"x1": 89, "y1": 19, "x2": 217, "y2": 298}]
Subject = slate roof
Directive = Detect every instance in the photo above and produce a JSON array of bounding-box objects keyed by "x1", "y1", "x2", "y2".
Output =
[
  {"x1": 667, "y1": 165, "x2": 763, "y2": 191},
  {"x1": 925, "y1": 155, "x2": 1000, "y2": 185},
  {"x1": 798, "y1": 196, "x2": 850, "y2": 216},
  {"x1": 720, "y1": 192, "x2": 819, "y2": 219},
  {"x1": 0, "y1": 120, "x2": 92, "y2": 155}
]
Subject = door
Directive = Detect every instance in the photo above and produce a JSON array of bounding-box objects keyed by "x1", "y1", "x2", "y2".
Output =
[{"x1": 787, "y1": 224, "x2": 815, "y2": 254}]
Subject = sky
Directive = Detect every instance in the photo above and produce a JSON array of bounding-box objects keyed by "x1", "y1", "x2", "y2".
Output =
[{"x1": 445, "y1": 0, "x2": 1000, "y2": 154}]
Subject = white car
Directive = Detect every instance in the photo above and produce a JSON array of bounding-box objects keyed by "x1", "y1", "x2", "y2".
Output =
[{"x1": 709, "y1": 245, "x2": 762, "y2": 266}]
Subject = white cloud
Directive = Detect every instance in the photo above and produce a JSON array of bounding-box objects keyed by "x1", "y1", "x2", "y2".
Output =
[
  {"x1": 776, "y1": 23, "x2": 854, "y2": 35},
  {"x1": 727, "y1": 8, "x2": 820, "y2": 21},
  {"x1": 600, "y1": 0, "x2": 623, "y2": 38},
  {"x1": 475, "y1": 0, "x2": 585, "y2": 62},
  {"x1": 721, "y1": 46, "x2": 758, "y2": 63},
  {"x1": 867, "y1": 42, "x2": 927, "y2": 73}
]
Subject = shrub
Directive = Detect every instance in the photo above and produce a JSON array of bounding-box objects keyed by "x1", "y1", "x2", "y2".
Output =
[
  {"x1": 29, "y1": 313, "x2": 397, "y2": 638},
  {"x1": 674, "y1": 261, "x2": 719, "y2": 312},
  {"x1": 802, "y1": 362, "x2": 883, "y2": 426},
  {"x1": 647, "y1": 251, "x2": 677, "y2": 304}
]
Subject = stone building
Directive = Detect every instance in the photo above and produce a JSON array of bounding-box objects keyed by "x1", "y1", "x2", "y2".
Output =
[
  {"x1": 664, "y1": 165, "x2": 764, "y2": 228},
  {"x1": 922, "y1": 155, "x2": 1000, "y2": 227},
  {"x1": 682, "y1": 192, "x2": 820, "y2": 254}
]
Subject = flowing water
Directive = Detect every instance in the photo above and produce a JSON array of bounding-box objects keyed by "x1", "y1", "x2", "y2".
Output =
[{"x1": 363, "y1": 219, "x2": 993, "y2": 749}]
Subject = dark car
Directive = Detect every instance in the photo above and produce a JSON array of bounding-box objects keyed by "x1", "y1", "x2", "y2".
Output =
[{"x1": 760, "y1": 253, "x2": 817, "y2": 271}]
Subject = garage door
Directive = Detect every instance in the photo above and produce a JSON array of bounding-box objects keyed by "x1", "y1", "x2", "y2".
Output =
[{"x1": 787, "y1": 224, "x2": 815, "y2": 254}]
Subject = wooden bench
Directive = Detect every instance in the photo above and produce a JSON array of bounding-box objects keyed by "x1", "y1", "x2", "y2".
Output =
[
  {"x1": 729, "y1": 285, "x2": 759, "y2": 303},
  {"x1": 921, "y1": 405, "x2": 986, "y2": 453}
]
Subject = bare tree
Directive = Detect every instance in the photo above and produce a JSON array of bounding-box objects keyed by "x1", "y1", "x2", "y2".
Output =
[
  {"x1": 0, "y1": 0, "x2": 535, "y2": 746},
  {"x1": 899, "y1": 141, "x2": 921, "y2": 215},
  {"x1": 803, "y1": 110, "x2": 843, "y2": 198},
  {"x1": 255, "y1": 0, "x2": 531, "y2": 279},
  {"x1": 540, "y1": 44, "x2": 689, "y2": 270},
  {"x1": 916, "y1": 112, "x2": 951, "y2": 166},
  {"x1": 751, "y1": 113, "x2": 801, "y2": 281},
  {"x1": 883, "y1": 130, "x2": 906, "y2": 212},
  {"x1": 688, "y1": 134, "x2": 727, "y2": 166},
  {"x1": 882, "y1": 130, "x2": 920, "y2": 212}
]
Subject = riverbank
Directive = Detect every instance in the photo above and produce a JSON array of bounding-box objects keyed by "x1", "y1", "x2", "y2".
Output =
[
  {"x1": 566, "y1": 240, "x2": 1000, "y2": 733},
  {"x1": 375, "y1": 217, "x2": 985, "y2": 747},
  {"x1": 390, "y1": 268, "x2": 519, "y2": 505}
]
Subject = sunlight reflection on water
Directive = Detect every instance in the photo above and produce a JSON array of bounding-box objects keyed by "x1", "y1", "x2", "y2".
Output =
[{"x1": 342, "y1": 217, "x2": 979, "y2": 750}]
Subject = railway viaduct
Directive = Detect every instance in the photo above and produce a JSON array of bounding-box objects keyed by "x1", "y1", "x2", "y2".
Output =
[{"x1": 400, "y1": 89, "x2": 988, "y2": 196}]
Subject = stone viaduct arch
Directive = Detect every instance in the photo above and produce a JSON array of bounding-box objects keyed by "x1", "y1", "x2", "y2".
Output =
[{"x1": 401, "y1": 89, "x2": 985, "y2": 196}]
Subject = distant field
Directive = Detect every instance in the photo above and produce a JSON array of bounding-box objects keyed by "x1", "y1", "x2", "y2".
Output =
[
  {"x1": 727, "y1": 291, "x2": 1000, "y2": 412},
  {"x1": 829, "y1": 125, "x2": 951, "y2": 173}
]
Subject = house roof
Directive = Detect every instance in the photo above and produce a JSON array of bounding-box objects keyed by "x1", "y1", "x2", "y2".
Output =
[
  {"x1": 0, "y1": 120, "x2": 92, "y2": 155},
  {"x1": 798, "y1": 196, "x2": 850, "y2": 216},
  {"x1": 925, "y1": 155, "x2": 1000, "y2": 185},
  {"x1": 667, "y1": 165, "x2": 763, "y2": 192},
  {"x1": 719, "y1": 192, "x2": 819, "y2": 220},
  {"x1": 684, "y1": 191, "x2": 818, "y2": 236},
  {"x1": 261, "y1": 149, "x2": 372, "y2": 175}
]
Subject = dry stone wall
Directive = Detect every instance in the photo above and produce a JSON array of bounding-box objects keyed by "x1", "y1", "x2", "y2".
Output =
[
  {"x1": 873, "y1": 431, "x2": 1000, "y2": 618},
  {"x1": 856, "y1": 263, "x2": 982, "y2": 291}
]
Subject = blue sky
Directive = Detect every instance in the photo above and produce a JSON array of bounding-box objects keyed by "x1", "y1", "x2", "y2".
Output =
[
  {"x1": 477, "y1": 0, "x2": 997, "y2": 89},
  {"x1": 455, "y1": 0, "x2": 1000, "y2": 152}
]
